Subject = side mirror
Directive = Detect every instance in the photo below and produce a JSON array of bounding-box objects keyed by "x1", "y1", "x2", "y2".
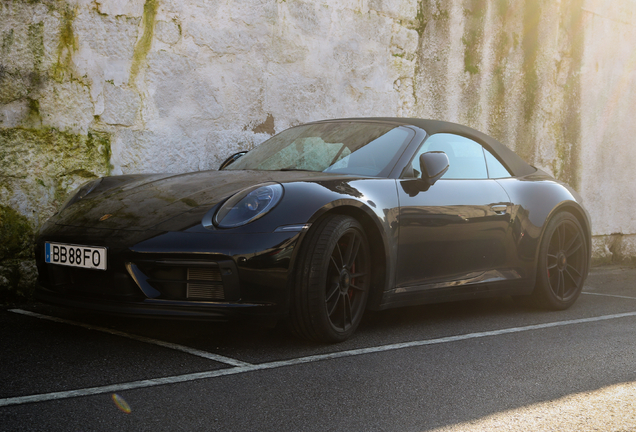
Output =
[
  {"x1": 219, "y1": 151, "x2": 247, "y2": 170},
  {"x1": 419, "y1": 151, "x2": 449, "y2": 186}
]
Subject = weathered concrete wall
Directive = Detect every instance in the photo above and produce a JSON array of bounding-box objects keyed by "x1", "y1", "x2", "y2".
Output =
[
  {"x1": 1, "y1": 0, "x2": 635, "y2": 298},
  {"x1": 408, "y1": 0, "x2": 636, "y2": 265},
  {"x1": 413, "y1": 0, "x2": 586, "y2": 181},
  {"x1": 580, "y1": 0, "x2": 636, "y2": 266}
]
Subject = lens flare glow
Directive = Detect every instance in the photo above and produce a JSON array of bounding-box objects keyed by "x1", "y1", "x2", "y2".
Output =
[{"x1": 112, "y1": 393, "x2": 131, "y2": 413}]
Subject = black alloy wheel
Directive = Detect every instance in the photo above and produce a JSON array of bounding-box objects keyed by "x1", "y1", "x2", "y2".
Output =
[
  {"x1": 290, "y1": 215, "x2": 371, "y2": 342},
  {"x1": 533, "y1": 211, "x2": 588, "y2": 309}
]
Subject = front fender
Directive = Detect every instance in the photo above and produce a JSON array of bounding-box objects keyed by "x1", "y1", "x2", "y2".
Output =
[{"x1": 284, "y1": 179, "x2": 400, "y2": 308}]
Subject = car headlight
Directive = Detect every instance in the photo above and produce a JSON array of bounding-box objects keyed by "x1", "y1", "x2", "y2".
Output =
[
  {"x1": 58, "y1": 178, "x2": 103, "y2": 212},
  {"x1": 214, "y1": 183, "x2": 284, "y2": 228}
]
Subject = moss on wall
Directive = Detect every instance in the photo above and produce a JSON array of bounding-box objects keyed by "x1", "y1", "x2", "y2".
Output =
[
  {"x1": 521, "y1": 0, "x2": 540, "y2": 123},
  {"x1": 415, "y1": 1, "x2": 428, "y2": 39},
  {"x1": 460, "y1": 0, "x2": 489, "y2": 126},
  {"x1": 2, "y1": 28, "x2": 14, "y2": 53},
  {"x1": 463, "y1": 0, "x2": 488, "y2": 76},
  {"x1": 24, "y1": 97, "x2": 42, "y2": 126},
  {"x1": 0, "y1": 205, "x2": 35, "y2": 303},
  {"x1": 553, "y1": 0, "x2": 585, "y2": 191},
  {"x1": 506, "y1": 0, "x2": 542, "y2": 164},
  {"x1": 0, "y1": 205, "x2": 34, "y2": 262},
  {"x1": 414, "y1": 0, "x2": 588, "y2": 194},
  {"x1": 410, "y1": 1, "x2": 429, "y2": 108},
  {"x1": 129, "y1": 0, "x2": 158, "y2": 83},
  {"x1": 0, "y1": 127, "x2": 111, "y2": 179},
  {"x1": 1, "y1": 5, "x2": 51, "y2": 106},
  {"x1": 27, "y1": 21, "x2": 45, "y2": 88},
  {"x1": 52, "y1": 4, "x2": 78, "y2": 82},
  {"x1": 0, "y1": 127, "x2": 112, "y2": 223},
  {"x1": 487, "y1": 0, "x2": 516, "y2": 141},
  {"x1": 413, "y1": 0, "x2": 453, "y2": 119},
  {"x1": 0, "y1": 1, "x2": 120, "y2": 303},
  {"x1": 0, "y1": 126, "x2": 112, "y2": 303}
]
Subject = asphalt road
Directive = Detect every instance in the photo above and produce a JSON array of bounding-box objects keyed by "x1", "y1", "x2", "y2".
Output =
[{"x1": 1, "y1": 266, "x2": 636, "y2": 431}]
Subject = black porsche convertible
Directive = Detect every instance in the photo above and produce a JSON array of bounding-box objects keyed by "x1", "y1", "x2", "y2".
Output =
[{"x1": 35, "y1": 118, "x2": 591, "y2": 342}]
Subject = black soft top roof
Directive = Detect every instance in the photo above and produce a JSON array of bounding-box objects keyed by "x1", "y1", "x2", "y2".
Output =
[{"x1": 314, "y1": 117, "x2": 536, "y2": 178}]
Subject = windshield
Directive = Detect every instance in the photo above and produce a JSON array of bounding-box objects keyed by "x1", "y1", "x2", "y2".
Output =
[{"x1": 225, "y1": 122, "x2": 413, "y2": 177}]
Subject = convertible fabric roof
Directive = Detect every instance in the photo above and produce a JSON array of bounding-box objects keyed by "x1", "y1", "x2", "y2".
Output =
[{"x1": 314, "y1": 117, "x2": 537, "y2": 178}]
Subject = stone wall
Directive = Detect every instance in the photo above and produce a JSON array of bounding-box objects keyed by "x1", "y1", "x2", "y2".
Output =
[
  {"x1": 1, "y1": 0, "x2": 635, "y2": 298},
  {"x1": 580, "y1": 1, "x2": 636, "y2": 266}
]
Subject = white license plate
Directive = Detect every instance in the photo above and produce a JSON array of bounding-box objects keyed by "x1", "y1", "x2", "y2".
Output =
[{"x1": 45, "y1": 242, "x2": 107, "y2": 270}]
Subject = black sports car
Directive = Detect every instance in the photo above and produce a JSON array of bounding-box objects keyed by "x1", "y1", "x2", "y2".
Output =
[{"x1": 35, "y1": 118, "x2": 591, "y2": 342}]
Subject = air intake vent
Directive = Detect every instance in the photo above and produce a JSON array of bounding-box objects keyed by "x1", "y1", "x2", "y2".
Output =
[
  {"x1": 187, "y1": 282, "x2": 225, "y2": 299},
  {"x1": 188, "y1": 267, "x2": 222, "y2": 282},
  {"x1": 187, "y1": 267, "x2": 224, "y2": 300}
]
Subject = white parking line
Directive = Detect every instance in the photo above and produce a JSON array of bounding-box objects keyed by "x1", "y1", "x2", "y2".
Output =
[
  {"x1": 8, "y1": 309, "x2": 252, "y2": 368},
  {"x1": 3, "y1": 311, "x2": 636, "y2": 408},
  {"x1": 582, "y1": 292, "x2": 636, "y2": 300}
]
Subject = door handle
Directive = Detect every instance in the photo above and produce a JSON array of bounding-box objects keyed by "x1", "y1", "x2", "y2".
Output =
[{"x1": 491, "y1": 205, "x2": 507, "y2": 214}]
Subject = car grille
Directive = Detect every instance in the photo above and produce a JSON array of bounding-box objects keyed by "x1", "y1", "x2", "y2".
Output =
[
  {"x1": 187, "y1": 267, "x2": 224, "y2": 300},
  {"x1": 133, "y1": 261, "x2": 229, "y2": 301},
  {"x1": 40, "y1": 259, "x2": 238, "y2": 302}
]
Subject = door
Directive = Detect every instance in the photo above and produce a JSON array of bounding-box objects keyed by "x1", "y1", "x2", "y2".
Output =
[{"x1": 396, "y1": 133, "x2": 515, "y2": 290}]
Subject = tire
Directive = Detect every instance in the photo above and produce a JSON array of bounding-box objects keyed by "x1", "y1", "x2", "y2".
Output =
[
  {"x1": 532, "y1": 211, "x2": 588, "y2": 310},
  {"x1": 290, "y1": 215, "x2": 371, "y2": 342}
]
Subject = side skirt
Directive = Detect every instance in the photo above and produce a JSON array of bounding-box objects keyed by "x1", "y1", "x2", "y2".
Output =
[{"x1": 377, "y1": 279, "x2": 535, "y2": 310}]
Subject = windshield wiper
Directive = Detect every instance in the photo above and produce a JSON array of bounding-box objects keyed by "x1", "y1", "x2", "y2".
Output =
[{"x1": 279, "y1": 168, "x2": 314, "y2": 172}]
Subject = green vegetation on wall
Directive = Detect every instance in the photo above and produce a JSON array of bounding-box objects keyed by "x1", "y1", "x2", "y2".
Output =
[
  {"x1": 488, "y1": 0, "x2": 517, "y2": 142},
  {"x1": 1, "y1": 28, "x2": 14, "y2": 52},
  {"x1": 413, "y1": 0, "x2": 453, "y2": 120},
  {"x1": 413, "y1": 0, "x2": 586, "y2": 195},
  {"x1": 129, "y1": 0, "x2": 158, "y2": 83},
  {"x1": 498, "y1": 0, "x2": 542, "y2": 165},
  {"x1": 460, "y1": 0, "x2": 489, "y2": 126},
  {"x1": 414, "y1": 1, "x2": 429, "y2": 39},
  {"x1": 463, "y1": 0, "x2": 488, "y2": 75},
  {"x1": 1, "y1": 1, "x2": 119, "y2": 303},
  {"x1": 411, "y1": 1, "x2": 428, "y2": 108},
  {"x1": 0, "y1": 205, "x2": 35, "y2": 303},
  {"x1": 0, "y1": 127, "x2": 112, "y2": 302},
  {"x1": 52, "y1": 5, "x2": 78, "y2": 82},
  {"x1": 0, "y1": 205, "x2": 34, "y2": 263},
  {"x1": 552, "y1": 0, "x2": 585, "y2": 192},
  {"x1": 0, "y1": 127, "x2": 112, "y2": 205},
  {"x1": 27, "y1": 22, "x2": 45, "y2": 82},
  {"x1": 521, "y1": 0, "x2": 541, "y2": 122}
]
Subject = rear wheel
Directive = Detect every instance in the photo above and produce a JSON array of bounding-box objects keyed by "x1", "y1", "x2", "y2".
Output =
[
  {"x1": 532, "y1": 211, "x2": 588, "y2": 309},
  {"x1": 290, "y1": 215, "x2": 370, "y2": 342}
]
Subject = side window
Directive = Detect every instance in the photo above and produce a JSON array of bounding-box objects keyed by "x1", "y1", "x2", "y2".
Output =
[
  {"x1": 409, "y1": 133, "x2": 488, "y2": 179},
  {"x1": 484, "y1": 149, "x2": 512, "y2": 178}
]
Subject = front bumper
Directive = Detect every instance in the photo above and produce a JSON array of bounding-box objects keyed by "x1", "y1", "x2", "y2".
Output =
[
  {"x1": 35, "y1": 286, "x2": 277, "y2": 320},
  {"x1": 35, "y1": 226, "x2": 304, "y2": 320}
]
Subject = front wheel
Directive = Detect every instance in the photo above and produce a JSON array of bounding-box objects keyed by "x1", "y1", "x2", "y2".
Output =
[
  {"x1": 290, "y1": 215, "x2": 371, "y2": 342},
  {"x1": 532, "y1": 211, "x2": 589, "y2": 309}
]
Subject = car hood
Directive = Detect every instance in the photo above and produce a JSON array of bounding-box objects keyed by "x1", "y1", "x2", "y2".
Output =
[{"x1": 54, "y1": 170, "x2": 360, "y2": 231}]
